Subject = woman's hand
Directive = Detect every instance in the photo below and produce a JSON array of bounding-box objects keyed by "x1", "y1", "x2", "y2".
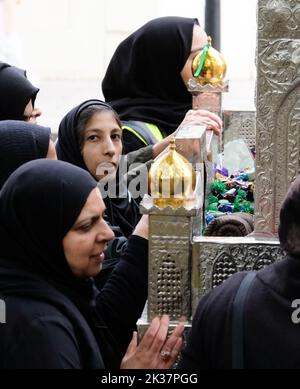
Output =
[
  {"x1": 120, "y1": 315, "x2": 184, "y2": 369},
  {"x1": 152, "y1": 109, "x2": 222, "y2": 159},
  {"x1": 180, "y1": 109, "x2": 222, "y2": 136}
]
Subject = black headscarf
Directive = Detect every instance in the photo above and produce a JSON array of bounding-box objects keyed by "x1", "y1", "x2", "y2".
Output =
[
  {"x1": 0, "y1": 120, "x2": 50, "y2": 189},
  {"x1": 279, "y1": 175, "x2": 300, "y2": 257},
  {"x1": 55, "y1": 99, "x2": 110, "y2": 169},
  {"x1": 102, "y1": 16, "x2": 198, "y2": 135},
  {"x1": 0, "y1": 159, "x2": 97, "y2": 292},
  {"x1": 0, "y1": 159, "x2": 121, "y2": 367},
  {"x1": 0, "y1": 62, "x2": 39, "y2": 120},
  {"x1": 56, "y1": 99, "x2": 140, "y2": 238}
]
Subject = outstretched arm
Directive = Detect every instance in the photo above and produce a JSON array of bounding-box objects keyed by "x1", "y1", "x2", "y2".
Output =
[{"x1": 152, "y1": 109, "x2": 222, "y2": 158}]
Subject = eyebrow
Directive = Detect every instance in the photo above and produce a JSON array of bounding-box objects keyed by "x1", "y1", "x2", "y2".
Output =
[
  {"x1": 73, "y1": 210, "x2": 106, "y2": 228},
  {"x1": 73, "y1": 216, "x2": 98, "y2": 228},
  {"x1": 85, "y1": 128, "x2": 122, "y2": 134}
]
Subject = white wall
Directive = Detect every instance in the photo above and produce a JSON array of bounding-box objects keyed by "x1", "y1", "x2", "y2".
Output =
[
  {"x1": 6, "y1": 0, "x2": 257, "y2": 81},
  {"x1": 15, "y1": 0, "x2": 106, "y2": 78},
  {"x1": 0, "y1": 0, "x2": 257, "y2": 130},
  {"x1": 221, "y1": 0, "x2": 257, "y2": 81}
]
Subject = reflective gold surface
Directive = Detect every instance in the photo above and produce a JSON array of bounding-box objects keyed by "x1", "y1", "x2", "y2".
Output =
[
  {"x1": 149, "y1": 138, "x2": 196, "y2": 208},
  {"x1": 192, "y1": 36, "x2": 227, "y2": 86}
]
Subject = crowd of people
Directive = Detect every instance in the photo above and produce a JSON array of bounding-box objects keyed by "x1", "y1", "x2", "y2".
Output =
[{"x1": 0, "y1": 16, "x2": 298, "y2": 370}]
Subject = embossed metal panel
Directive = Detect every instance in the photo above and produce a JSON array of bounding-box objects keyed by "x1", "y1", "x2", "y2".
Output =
[
  {"x1": 191, "y1": 236, "x2": 284, "y2": 313},
  {"x1": 148, "y1": 215, "x2": 192, "y2": 321},
  {"x1": 223, "y1": 110, "x2": 256, "y2": 148}
]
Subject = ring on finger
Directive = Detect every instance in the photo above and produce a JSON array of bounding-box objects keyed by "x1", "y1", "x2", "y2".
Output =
[{"x1": 160, "y1": 350, "x2": 171, "y2": 360}]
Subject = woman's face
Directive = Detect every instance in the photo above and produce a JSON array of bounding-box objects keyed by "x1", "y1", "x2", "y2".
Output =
[
  {"x1": 23, "y1": 99, "x2": 42, "y2": 123},
  {"x1": 180, "y1": 25, "x2": 208, "y2": 87},
  {"x1": 63, "y1": 188, "x2": 114, "y2": 278},
  {"x1": 81, "y1": 110, "x2": 123, "y2": 181},
  {"x1": 47, "y1": 140, "x2": 57, "y2": 160}
]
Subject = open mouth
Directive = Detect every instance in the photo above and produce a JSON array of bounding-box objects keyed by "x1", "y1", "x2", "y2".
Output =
[{"x1": 90, "y1": 252, "x2": 105, "y2": 263}]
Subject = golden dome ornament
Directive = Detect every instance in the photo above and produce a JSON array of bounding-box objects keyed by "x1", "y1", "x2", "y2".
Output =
[
  {"x1": 149, "y1": 138, "x2": 196, "y2": 209},
  {"x1": 192, "y1": 36, "x2": 227, "y2": 86}
]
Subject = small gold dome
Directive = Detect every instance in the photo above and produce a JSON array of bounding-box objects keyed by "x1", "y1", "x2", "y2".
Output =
[
  {"x1": 192, "y1": 36, "x2": 227, "y2": 86},
  {"x1": 149, "y1": 138, "x2": 196, "y2": 208}
]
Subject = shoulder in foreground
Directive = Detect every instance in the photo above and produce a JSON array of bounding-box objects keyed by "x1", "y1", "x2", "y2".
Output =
[{"x1": 198, "y1": 271, "x2": 251, "y2": 315}]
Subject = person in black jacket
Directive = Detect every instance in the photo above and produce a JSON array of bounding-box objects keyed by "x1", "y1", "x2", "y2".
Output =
[
  {"x1": 102, "y1": 16, "x2": 222, "y2": 153},
  {"x1": 0, "y1": 62, "x2": 41, "y2": 122},
  {"x1": 0, "y1": 159, "x2": 184, "y2": 369},
  {"x1": 178, "y1": 175, "x2": 300, "y2": 369}
]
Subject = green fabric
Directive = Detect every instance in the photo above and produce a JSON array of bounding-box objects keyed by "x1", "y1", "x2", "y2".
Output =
[
  {"x1": 193, "y1": 42, "x2": 210, "y2": 77},
  {"x1": 126, "y1": 145, "x2": 153, "y2": 167}
]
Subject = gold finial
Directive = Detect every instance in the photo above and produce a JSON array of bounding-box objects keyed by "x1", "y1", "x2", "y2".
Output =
[
  {"x1": 170, "y1": 137, "x2": 176, "y2": 150},
  {"x1": 192, "y1": 35, "x2": 227, "y2": 86},
  {"x1": 149, "y1": 138, "x2": 196, "y2": 209}
]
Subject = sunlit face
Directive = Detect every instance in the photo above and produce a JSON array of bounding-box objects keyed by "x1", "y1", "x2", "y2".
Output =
[
  {"x1": 180, "y1": 24, "x2": 208, "y2": 87},
  {"x1": 63, "y1": 188, "x2": 114, "y2": 278},
  {"x1": 81, "y1": 110, "x2": 123, "y2": 181},
  {"x1": 23, "y1": 99, "x2": 42, "y2": 123},
  {"x1": 46, "y1": 140, "x2": 57, "y2": 160}
]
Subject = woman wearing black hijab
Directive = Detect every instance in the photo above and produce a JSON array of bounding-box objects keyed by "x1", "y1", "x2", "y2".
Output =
[
  {"x1": 0, "y1": 62, "x2": 41, "y2": 122},
  {"x1": 0, "y1": 120, "x2": 56, "y2": 189},
  {"x1": 102, "y1": 16, "x2": 221, "y2": 153},
  {"x1": 56, "y1": 99, "x2": 146, "y2": 291},
  {"x1": 178, "y1": 176, "x2": 300, "y2": 369},
  {"x1": 56, "y1": 100, "x2": 139, "y2": 237},
  {"x1": 0, "y1": 159, "x2": 183, "y2": 368}
]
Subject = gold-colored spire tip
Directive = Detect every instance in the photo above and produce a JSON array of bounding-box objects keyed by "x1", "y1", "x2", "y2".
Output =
[
  {"x1": 170, "y1": 137, "x2": 176, "y2": 150},
  {"x1": 192, "y1": 35, "x2": 227, "y2": 86},
  {"x1": 148, "y1": 137, "x2": 196, "y2": 209}
]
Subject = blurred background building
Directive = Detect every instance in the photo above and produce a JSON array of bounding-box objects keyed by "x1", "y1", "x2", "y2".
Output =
[{"x1": 0, "y1": 0, "x2": 257, "y2": 132}]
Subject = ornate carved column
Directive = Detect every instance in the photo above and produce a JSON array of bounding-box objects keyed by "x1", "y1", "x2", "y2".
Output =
[
  {"x1": 138, "y1": 128, "x2": 207, "y2": 334},
  {"x1": 255, "y1": 0, "x2": 300, "y2": 235},
  {"x1": 145, "y1": 206, "x2": 199, "y2": 322}
]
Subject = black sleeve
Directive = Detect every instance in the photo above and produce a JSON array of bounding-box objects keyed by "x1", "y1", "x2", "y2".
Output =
[
  {"x1": 7, "y1": 315, "x2": 82, "y2": 369},
  {"x1": 105, "y1": 235, "x2": 127, "y2": 258},
  {"x1": 96, "y1": 235, "x2": 148, "y2": 353},
  {"x1": 177, "y1": 272, "x2": 247, "y2": 369}
]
